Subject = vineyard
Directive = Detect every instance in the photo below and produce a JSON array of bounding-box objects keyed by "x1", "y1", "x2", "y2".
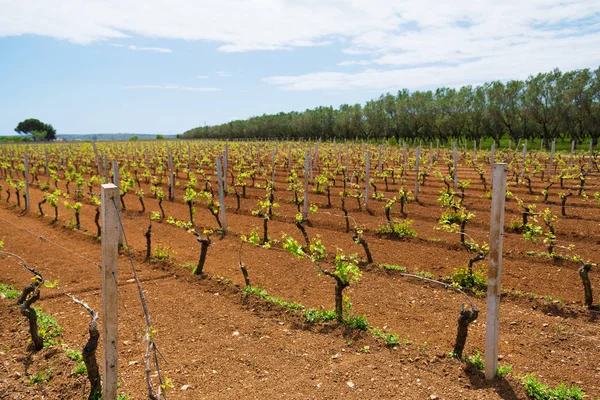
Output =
[{"x1": 1, "y1": 139, "x2": 599, "y2": 399}]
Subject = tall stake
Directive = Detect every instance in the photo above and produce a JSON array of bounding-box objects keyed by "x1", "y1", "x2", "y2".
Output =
[
  {"x1": 414, "y1": 146, "x2": 420, "y2": 201},
  {"x1": 303, "y1": 153, "x2": 309, "y2": 220},
  {"x1": 364, "y1": 151, "x2": 370, "y2": 209},
  {"x1": 101, "y1": 183, "x2": 119, "y2": 400},
  {"x1": 490, "y1": 142, "x2": 495, "y2": 187},
  {"x1": 485, "y1": 163, "x2": 507, "y2": 381},
  {"x1": 547, "y1": 139, "x2": 556, "y2": 181},
  {"x1": 216, "y1": 157, "x2": 227, "y2": 233},
  {"x1": 453, "y1": 143, "x2": 458, "y2": 191},
  {"x1": 168, "y1": 152, "x2": 175, "y2": 201},
  {"x1": 24, "y1": 153, "x2": 30, "y2": 212}
]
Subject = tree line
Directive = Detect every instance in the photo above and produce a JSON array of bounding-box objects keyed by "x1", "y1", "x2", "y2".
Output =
[{"x1": 180, "y1": 67, "x2": 600, "y2": 146}]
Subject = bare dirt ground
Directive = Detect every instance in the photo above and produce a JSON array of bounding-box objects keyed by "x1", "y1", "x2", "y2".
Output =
[{"x1": 1, "y1": 155, "x2": 599, "y2": 399}]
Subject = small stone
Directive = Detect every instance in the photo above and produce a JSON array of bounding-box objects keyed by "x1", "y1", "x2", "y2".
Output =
[
  {"x1": 212, "y1": 370, "x2": 218, "y2": 374},
  {"x1": 232, "y1": 331, "x2": 240, "y2": 337},
  {"x1": 543, "y1": 323, "x2": 549, "y2": 328},
  {"x1": 128, "y1": 361, "x2": 138, "y2": 366},
  {"x1": 430, "y1": 395, "x2": 440, "y2": 400},
  {"x1": 346, "y1": 381, "x2": 355, "y2": 388},
  {"x1": 181, "y1": 385, "x2": 190, "y2": 391},
  {"x1": 332, "y1": 353, "x2": 340, "y2": 359}
]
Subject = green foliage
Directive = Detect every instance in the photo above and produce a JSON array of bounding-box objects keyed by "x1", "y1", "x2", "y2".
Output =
[
  {"x1": 378, "y1": 263, "x2": 407, "y2": 272},
  {"x1": 0, "y1": 283, "x2": 20, "y2": 299},
  {"x1": 66, "y1": 348, "x2": 87, "y2": 375},
  {"x1": 467, "y1": 350, "x2": 485, "y2": 370},
  {"x1": 35, "y1": 307, "x2": 62, "y2": 347},
  {"x1": 242, "y1": 286, "x2": 304, "y2": 310},
  {"x1": 377, "y1": 220, "x2": 417, "y2": 238},
  {"x1": 282, "y1": 234, "x2": 305, "y2": 258},
  {"x1": 415, "y1": 270, "x2": 435, "y2": 279},
  {"x1": 303, "y1": 308, "x2": 336, "y2": 323},
  {"x1": 73, "y1": 363, "x2": 87, "y2": 375},
  {"x1": 65, "y1": 348, "x2": 83, "y2": 362},
  {"x1": 29, "y1": 367, "x2": 53, "y2": 385},
  {"x1": 152, "y1": 245, "x2": 176, "y2": 262},
  {"x1": 497, "y1": 364, "x2": 513, "y2": 377},
  {"x1": 15, "y1": 118, "x2": 57, "y2": 141},
  {"x1": 522, "y1": 375, "x2": 584, "y2": 400},
  {"x1": 449, "y1": 266, "x2": 487, "y2": 291},
  {"x1": 331, "y1": 253, "x2": 361, "y2": 285},
  {"x1": 370, "y1": 327, "x2": 400, "y2": 346}
]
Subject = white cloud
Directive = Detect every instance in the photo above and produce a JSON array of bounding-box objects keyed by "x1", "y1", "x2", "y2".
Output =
[
  {"x1": 127, "y1": 45, "x2": 172, "y2": 53},
  {"x1": 337, "y1": 60, "x2": 372, "y2": 66},
  {"x1": 123, "y1": 84, "x2": 221, "y2": 92},
  {"x1": 1, "y1": 0, "x2": 599, "y2": 90},
  {"x1": 216, "y1": 71, "x2": 231, "y2": 77},
  {"x1": 196, "y1": 75, "x2": 209, "y2": 79}
]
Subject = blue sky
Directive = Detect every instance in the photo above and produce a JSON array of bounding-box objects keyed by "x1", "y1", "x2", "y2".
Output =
[{"x1": 1, "y1": 0, "x2": 599, "y2": 135}]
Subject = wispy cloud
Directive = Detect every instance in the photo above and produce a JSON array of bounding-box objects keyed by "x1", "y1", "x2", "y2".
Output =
[
  {"x1": 127, "y1": 45, "x2": 172, "y2": 53},
  {"x1": 337, "y1": 60, "x2": 372, "y2": 66},
  {"x1": 123, "y1": 84, "x2": 221, "y2": 92},
  {"x1": 1, "y1": 0, "x2": 599, "y2": 91},
  {"x1": 196, "y1": 75, "x2": 209, "y2": 79},
  {"x1": 216, "y1": 71, "x2": 231, "y2": 77}
]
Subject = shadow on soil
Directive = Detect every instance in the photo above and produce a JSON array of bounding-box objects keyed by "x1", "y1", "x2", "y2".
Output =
[{"x1": 464, "y1": 364, "x2": 521, "y2": 400}]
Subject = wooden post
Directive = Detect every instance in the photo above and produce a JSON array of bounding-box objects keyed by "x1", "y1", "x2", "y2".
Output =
[
  {"x1": 490, "y1": 143, "x2": 495, "y2": 187},
  {"x1": 24, "y1": 153, "x2": 30, "y2": 212},
  {"x1": 485, "y1": 163, "x2": 507, "y2": 382},
  {"x1": 112, "y1": 160, "x2": 120, "y2": 189},
  {"x1": 590, "y1": 138, "x2": 594, "y2": 167},
  {"x1": 364, "y1": 151, "x2": 370, "y2": 209},
  {"x1": 168, "y1": 152, "x2": 175, "y2": 202},
  {"x1": 103, "y1": 155, "x2": 109, "y2": 183},
  {"x1": 377, "y1": 145, "x2": 382, "y2": 174},
  {"x1": 547, "y1": 139, "x2": 556, "y2": 181},
  {"x1": 216, "y1": 157, "x2": 227, "y2": 233},
  {"x1": 570, "y1": 139, "x2": 575, "y2": 168},
  {"x1": 101, "y1": 183, "x2": 119, "y2": 400},
  {"x1": 414, "y1": 146, "x2": 420, "y2": 201},
  {"x1": 44, "y1": 148, "x2": 50, "y2": 183},
  {"x1": 112, "y1": 160, "x2": 123, "y2": 244},
  {"x1": 345, "y1": 145, "x2": 349, "y2": 173},
  {"x1": 521, "y1": 140, "x2": 527, "y2": 178},
  {"x1": 93, "y1": 142, "x2": 101, "y2": 175},
  {"x1": 271, "y1": 149, "x2": 276, "y2": 182},
  {"x1": 303, "y1": 153, "x2": 309, "y2": 220},
  {"x1": 223, "y1": 141, "x2": 229, "y2": 191},
  {"x1": 453, "y1": 143, "x2": 458, "y2": 191}
]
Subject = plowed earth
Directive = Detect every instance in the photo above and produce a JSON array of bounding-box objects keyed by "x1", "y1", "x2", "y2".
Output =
[{"x1": 1, "y1": 151, "x2": 599, "y2": 399}]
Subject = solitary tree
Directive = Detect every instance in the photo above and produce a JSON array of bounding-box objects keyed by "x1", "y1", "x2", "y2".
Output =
[{"x1": 15, "y1": 119, "x2": 57, "y2": 141}]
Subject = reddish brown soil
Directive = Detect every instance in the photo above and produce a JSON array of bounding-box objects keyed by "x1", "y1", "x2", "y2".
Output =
[{"x1": 1, "y1": 148, "x2": 599, "y2": 399}]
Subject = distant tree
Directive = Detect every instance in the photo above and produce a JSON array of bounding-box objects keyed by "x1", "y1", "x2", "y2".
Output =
[
  {"x1": 129, "y1": 136, "x2": 140, "y2": 141},
  {"x1": 156, "y1": 134, "x2": 165, "y2": 140},
  {"x1": 14, "y1": 119, "x2": 56, "y2": 141}
]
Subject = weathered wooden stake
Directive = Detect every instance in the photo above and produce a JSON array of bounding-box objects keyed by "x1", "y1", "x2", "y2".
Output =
[
  {"x1": 414, "y1": 146, "x2": 420, "y2": 201},
  {"x1": 168, "y1": 152, "x2": 175, "y2": 201},
  {"x1": 547, "y1": 139, "x2": 556, "y2": 181},
  {"x1": 364, "y1": 151, "x2": 371, "y2": 209},
  {"x1": 101, "y1": 183, "x2": 119, "y2": 400},
  {"x1": 453, "y1": 143, "x2": 458, "y2": 191},
  {"x1": 303, "y1": 153, "x2": 309, "y2": 220},
  {"x1": 93, "y1": 142, "x2": 101, "y2": 175},
  {"x1": 485, "y1": 163, "x2": 507, "y2": 382},
  {"x1": 521, "y1": 140, "x2": 527, "y2": 178},
  {"x1": 216, "y1": 157, "x2": 227, "y2": 233},
  {"x1": 24, "y1": 153, "x2": 30, "y2": 212}
]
